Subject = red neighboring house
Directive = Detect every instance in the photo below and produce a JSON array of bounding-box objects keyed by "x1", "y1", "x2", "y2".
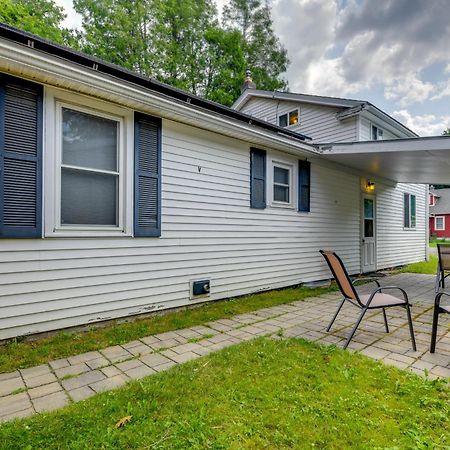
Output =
[{"x1": 429, "y1": 188, "x2": 450, "y2": 238}]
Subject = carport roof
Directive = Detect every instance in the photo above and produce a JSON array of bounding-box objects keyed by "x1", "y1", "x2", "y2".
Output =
[{"x1": 318, "y1": 136, "x2": 450, "y2": 184}]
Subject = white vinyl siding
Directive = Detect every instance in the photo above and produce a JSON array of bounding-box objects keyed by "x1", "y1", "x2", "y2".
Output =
[
  {"x1": 0, "y1": 120, "x2": 364, "y2": 340},
  {"x1": 240, "y1": 98, "x2": 358, "y2": 143},
  {"x1": 376, "y1": 183, "x2": 426, "y2": 268}
]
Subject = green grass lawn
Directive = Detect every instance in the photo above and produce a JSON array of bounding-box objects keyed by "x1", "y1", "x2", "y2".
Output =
[
  {"x1": 0, "y1": 338, "x2": 448, "y2": 450},
  {"x1": 0, "y1": 284, "x2": 335, "y2": 374},
  {"x1": 429, "y1": 238, "x2": 448, "y2": 248},
  {"x1": 400, "y1": 255, "x2": 438, "y2": 275}
]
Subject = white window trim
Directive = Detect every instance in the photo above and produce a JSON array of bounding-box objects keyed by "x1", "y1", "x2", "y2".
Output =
[
  {"x1": 278, "y1": 108, "x2": 299, "y2": 128},
  {"x1": 429, "y1": 195, "x2": 435, "y2": 206},
  {"x1": 435, "y1": 216, "x2": 445, "y2": 231},
  {"x1": 268, "y1": 158, "x2": 296, "y2": 208},
  {"x1": 44, "y1": 87, "x2": 134, "y2": 237},
  {"x1": 403, "y1": 193, "x2": 416, "y2": 230}
]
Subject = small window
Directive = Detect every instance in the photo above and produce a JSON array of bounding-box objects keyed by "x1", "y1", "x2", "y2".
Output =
[
  {"x1": 278, "y1": 113, "x2": 288, "y2": 128},
  {"x1": 429, "y1": 194, "x2": 435, "y2": 206},
  {"x1": 273, "y1": 166, "x2": 290, "y2": 203},
  {"x1": 435, "y1": 216, "x2": 445, "y2": 231},
  {"x1": 278, "y1": 109, "x2": 299, "y2": 128},
  {"x1": 371, "y1": 125, "x2": 383, "y2": 140},
  {"x1": 289, "y1": 110, "x2": 299, "y2": 126},
  {"x1": 403, "y1": 193, "x2": 416, "y2": 228}
]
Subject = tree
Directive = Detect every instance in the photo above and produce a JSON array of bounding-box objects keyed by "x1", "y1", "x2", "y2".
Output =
[
  {"x1": 443, "y1": 128, "x2": 450, "y2": 135},
  {"x1": 73, "y1": 0, "x2": 247, "y2": 105},
  {"x1": 222, "y1": 0, "x2": 289, "y2": 92},
  {"x1": 0, "y1": 0, "x2": 72, "y2": 45}
]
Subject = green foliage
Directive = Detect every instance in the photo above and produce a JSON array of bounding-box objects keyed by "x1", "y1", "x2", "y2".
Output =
[
  {"x1": 223, "y1": 0, "x2": 289, "y2": 91},
  {"x1": 0, "y1": 283, "x2": 336, "y2": 373},
  {"x1": 73, "y1": 0, "x2": 248, "y2": 105},
  {"x1": 443, "y1": 128, "x2": 450, "y2": 135},
  {"x1": 1, "y1": 0, "x2": 289, "y2": 105},
  {"x1": 0, "y1": 339, "x2": 448, "y2": 448},
  {"x1": 0, "y1": 0, "x2": 72, "y2": 45}
]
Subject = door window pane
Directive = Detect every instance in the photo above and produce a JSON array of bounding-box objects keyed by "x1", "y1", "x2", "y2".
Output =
[
  {"x1": 61, "y1": 168, "x2": 117, "y2": 225},
  {"x1": 364, "y1": 198, "x2": 374, "y2": 219},
  {"x1": 364, "y1": 219, "x2": 374, "y2": 238},
  {"x1": 62, "y1": 108, "x2": 118, "y2": 172}
]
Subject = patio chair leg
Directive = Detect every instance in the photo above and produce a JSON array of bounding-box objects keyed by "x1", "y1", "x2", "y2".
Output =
[
  {"x1": 326, "y1": 297, "x2": 346, "y2": 332},
  {"x1": 430, "y1": 293, "x2": 442, "y2": 353},
  {"x1": 404, "y1": 303, "x2": 417, "y2": 352},
  {"x1": 382, "y1": 308, "x2": 389, "y2": 333},
  {"x1": 343, "y1": 307, "x2": 367, "y2": 349}
]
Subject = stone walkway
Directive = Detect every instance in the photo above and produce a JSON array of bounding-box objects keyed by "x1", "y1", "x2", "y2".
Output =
[{"x1": 0, "y1": 273, "x2": 449, "y2": 423}]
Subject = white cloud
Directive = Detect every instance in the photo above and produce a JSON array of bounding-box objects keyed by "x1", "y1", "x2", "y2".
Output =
[
  {"x1": 271, "y1": 0, "x2": 339, "y2": 93},
  {"x1": 268, "y1": 0, "x2": 450, "y2": 104},
  {"x1": 53, "y1": 0, "x2": 82, "y2": 29},
  {"x1": 384, "y1": 75, "x2": 435, "y2": 107},
  {"x1": 431, "y1": 78, "x2": 450, "y2": 101},
  {"x1": 392, "y1": 110, "x2": 450, "y2": 136}
]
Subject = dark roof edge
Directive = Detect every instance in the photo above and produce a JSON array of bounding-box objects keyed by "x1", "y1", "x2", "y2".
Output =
[{"x1": 0, "y1": 23, "x2": 311, "y2": 142}]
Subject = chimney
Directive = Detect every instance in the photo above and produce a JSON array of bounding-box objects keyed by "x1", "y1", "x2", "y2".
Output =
[{"x1": 241, "y1": 70, "x2": 256, "y2": 93}]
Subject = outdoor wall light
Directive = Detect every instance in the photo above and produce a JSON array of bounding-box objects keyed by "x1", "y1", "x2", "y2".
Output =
[{"x1": 366, "y1": 181, "x2": 375, "y2": 192}]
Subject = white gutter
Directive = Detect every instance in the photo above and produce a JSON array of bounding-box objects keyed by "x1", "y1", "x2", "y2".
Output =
[
  {"x1": 0, "y1": 40, "x2": 318, "y2": 158},
  {"x1": 318, "y1": 136, "x2": 450, "y2": 154}
]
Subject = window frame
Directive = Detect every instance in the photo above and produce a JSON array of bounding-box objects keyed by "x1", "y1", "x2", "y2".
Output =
[
  {"x1": 403, "y1": 192, "x2": 417, "y2": 229},
  {"x1": 429, "y1": 194, "x2": 435, "y2": 206},
  {"x1": 371, "y1": 124, "x2": 384, "y2": 141},
  {"x1": 44, "y1": 87, "x2": 134, "y2": 237},
  {"x1": 435, "y1": 216, "x2": 445, "y2": 231},
  {"x1": 268, "y1": 158, "x2": 295, "y2": 208},
  {"x1": 278, "y1": 108, "x2": 299, "y2": 128}
]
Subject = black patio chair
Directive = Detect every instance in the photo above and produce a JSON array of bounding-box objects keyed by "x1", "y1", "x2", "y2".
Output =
[
  {"x1": 430, "y1": 244, "x2": 450, "y2": 353},
  {"x1": 320, "y1": 250, "x2": 416, "y2": 350}
]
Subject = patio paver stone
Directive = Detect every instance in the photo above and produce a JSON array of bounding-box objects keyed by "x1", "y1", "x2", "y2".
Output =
[{"x1": 0, "y1": 273, "x2": 448, "y2": 423}]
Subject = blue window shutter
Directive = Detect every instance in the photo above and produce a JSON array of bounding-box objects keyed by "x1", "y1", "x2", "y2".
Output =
[
  {"x1": 134, "y1": 113, "x2": 161, "y2": 237},
  {"x1": 250, "y1": 147, "x2": 266, "y2": 209},
  {"x1": 298, "y1": 160, "x2": 311, "y2": 212},
  {"x1": 0, "y1": 75, "x2": 43, "y2": 238}
]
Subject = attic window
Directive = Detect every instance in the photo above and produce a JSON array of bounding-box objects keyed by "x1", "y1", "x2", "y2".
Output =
[
  {"x1": 278, "y1": 109, "x2": 299, "y2": 128},
  {"x1": 372, "y1": 125, "x2": 383, "y2": 140}
]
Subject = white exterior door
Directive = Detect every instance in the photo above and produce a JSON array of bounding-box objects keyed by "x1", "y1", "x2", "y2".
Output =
[{"x1": 361, "y1": 194, "x2": 376, "y2": 272}]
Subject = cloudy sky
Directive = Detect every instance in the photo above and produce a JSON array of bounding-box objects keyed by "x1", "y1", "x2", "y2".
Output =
[{"x1": 54, "y1": 0, "x2": 450, "y2": 136}]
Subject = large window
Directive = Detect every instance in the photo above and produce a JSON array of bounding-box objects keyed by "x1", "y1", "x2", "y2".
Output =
[
  {"x1": 403, "y1": 193, "x2": 416, "y2": 228},
  {"x1": 61, "y1": 108, "x2": 119, "y2": 226},
  {"x1": 278, "y1": 109, "x2": 299, "y2": 128},
  {"x1": 45, "y1": 89, "x2": 134, "y2": 237}
]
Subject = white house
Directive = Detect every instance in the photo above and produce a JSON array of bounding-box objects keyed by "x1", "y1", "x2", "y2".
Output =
[
  {"x1": 1, "y1": 24, "x2": 450, "y2": 341},
  {"x1": 232, "y1": 87, "x2": 427, "y2": 275}
]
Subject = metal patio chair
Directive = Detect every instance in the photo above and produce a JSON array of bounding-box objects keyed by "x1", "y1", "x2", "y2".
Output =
[
  {"x1": 430, "y1": 244, "x2": 450, "y2": 353},
  {"x1": 320, "y1": 250, "x2": 416, "y2": 350}
]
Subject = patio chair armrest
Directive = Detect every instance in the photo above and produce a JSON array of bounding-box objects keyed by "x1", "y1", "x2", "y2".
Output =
[
  {"x1": 365, "y1": 285, "x2": 409, "y2": 307},
  {"x1": 435, "y1": 290, "x2": 450, "y2": 307},
  {"x1": 351, "y1": 277, "x2": 381, "y2": 288}
]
